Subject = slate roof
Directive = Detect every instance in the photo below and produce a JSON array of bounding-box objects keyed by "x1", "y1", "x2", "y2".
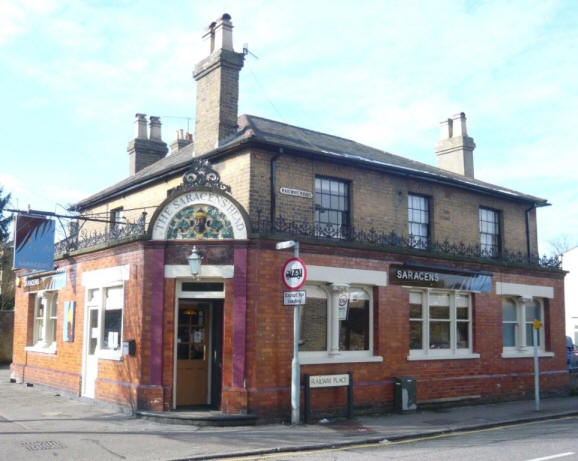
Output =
[{"x1": 72, "y1": 114, "x2": 547, "y2": 210}]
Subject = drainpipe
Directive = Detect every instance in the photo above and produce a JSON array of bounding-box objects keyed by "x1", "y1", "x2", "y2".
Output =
[
  {"x1": 270, "y1": 148, "x2": 283, "y2": 228},
  {"x1": 525, "y1": 204, "x2": 536, "y2": 264}
]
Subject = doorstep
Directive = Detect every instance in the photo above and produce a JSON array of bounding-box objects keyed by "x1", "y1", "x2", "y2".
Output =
[{"x1": 136, "y1": 408, "x2": 258, "y2": 427}]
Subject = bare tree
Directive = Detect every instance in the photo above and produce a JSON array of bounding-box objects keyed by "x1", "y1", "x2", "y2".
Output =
[{"x1": 548, "y1": 234, "x2": 578, "y2": 256}]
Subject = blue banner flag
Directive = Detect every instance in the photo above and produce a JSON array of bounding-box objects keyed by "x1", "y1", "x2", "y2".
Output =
[{"x1": 13, "y1": 214, "x2": 55, "y2": 270}]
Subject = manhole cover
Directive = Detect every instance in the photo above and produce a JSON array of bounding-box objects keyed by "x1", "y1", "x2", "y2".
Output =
[{"x1": 20, "y1": 440, "x2": 66, "y2": 451}]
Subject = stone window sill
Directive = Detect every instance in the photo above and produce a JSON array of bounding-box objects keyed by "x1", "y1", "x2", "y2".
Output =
[
  {"x1": 96, "y1": 349, "x2": 122, "y2": 361},
  {"x1": 299, "y1": 354, "x2": 383, "y2": 365},
  {"x1": 407, "y1": 352, "x2": 480, "y2": 361},
  {"x1": 501, "y1": 351, "x2": 554, "y2": 359},
  {"x1": 25, "y1": 344, "x2": 57, "y2": 355}
]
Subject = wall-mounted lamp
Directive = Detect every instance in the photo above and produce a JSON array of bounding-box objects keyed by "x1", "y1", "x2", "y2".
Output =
[{"x1": 187, "y1": 246, "x2": 203, "y2": 277}]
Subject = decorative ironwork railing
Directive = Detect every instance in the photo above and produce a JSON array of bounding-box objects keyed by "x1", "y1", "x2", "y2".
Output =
[
  {"x1": 252, "y1": 215, "x2": 562, "y2": 270},
  {"x1": 53, "y1": 210, "x2": 561, "y2": 271},
  {"x1": 54, "y1": 213, "x2": 147, "y2": 256}
]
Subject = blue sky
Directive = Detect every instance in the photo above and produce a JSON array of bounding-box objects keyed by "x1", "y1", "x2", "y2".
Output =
[{"x1": 1, "y1": 0, "x2": 577, "y2": 255}]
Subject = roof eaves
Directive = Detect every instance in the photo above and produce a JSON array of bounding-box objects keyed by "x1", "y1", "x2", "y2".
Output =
[{"x1": 220, "y1": 134, "x2": 547, "y2": 205}]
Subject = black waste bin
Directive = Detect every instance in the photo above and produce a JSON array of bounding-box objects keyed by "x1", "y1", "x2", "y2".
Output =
[{"x1": 394, "y1": 376, "x2": 417, "y2": 412}]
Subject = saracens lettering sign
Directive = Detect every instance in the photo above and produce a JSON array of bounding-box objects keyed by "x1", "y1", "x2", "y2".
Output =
[
  {"x1": 389, "y1": 264, "x2": 491, "y2": 292},
  {"x1": 151, "y1": 191, "x2": 248, "y2": 240}
]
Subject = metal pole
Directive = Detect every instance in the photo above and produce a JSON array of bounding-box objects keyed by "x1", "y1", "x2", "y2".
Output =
[
  {"x1": 533, "y1": 327, "x2": 540, "y2": 411},
  {"x1": 291, "y1": 242, "x2": 301, "y2": 425}
]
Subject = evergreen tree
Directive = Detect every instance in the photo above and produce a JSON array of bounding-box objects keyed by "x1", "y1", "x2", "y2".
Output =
[
  {"x1": 0, "y1": 186, "x2": 11, "y2": 243},
  {"x1": 0, "y1": 186, "x2": 13, "y2": 310}
]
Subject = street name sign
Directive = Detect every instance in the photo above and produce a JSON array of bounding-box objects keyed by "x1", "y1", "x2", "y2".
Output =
[{"x1": 309, "y1": 374, "x2": 350, "y2": 388}]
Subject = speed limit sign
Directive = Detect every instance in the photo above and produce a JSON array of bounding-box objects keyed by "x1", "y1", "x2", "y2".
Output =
[{"x1": 282, "y1": 257, "x2": 307, "y2": 290}]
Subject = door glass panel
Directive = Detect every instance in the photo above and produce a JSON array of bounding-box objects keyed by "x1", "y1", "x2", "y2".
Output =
[
  {"x1": 89, "y1": 309, "x2": 98, "y2": 354},
  {"x1": 178, "y1": 306, "x2": 206, "y2": 360}
]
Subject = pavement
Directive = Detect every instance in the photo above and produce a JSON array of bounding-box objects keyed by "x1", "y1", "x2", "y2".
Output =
[{"x1": 2, "y1": 364, "x2": 578, "y2": 461}]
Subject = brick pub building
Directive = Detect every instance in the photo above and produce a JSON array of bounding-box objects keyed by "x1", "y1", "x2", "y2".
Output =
[{"x1": 11, "y1": 15, "x2": 566, "y2": 421}]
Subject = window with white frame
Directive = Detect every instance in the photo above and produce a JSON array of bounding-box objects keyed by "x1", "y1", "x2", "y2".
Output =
[
  {"x1": 32, "y1": 292, "x2": 58, "y2": 348},
  {"x1": 314, "y1": 176, "x2": 350, "y2": 239},
  {"x1": 502, "y1": 297, "x2": 545, "y2": 352},
  {"x1": 299, "y1": 284, "x2": 373, "y2": 362},
  {"x1": 103, "y1": 287, "x2": 123, "y2": 351},
  {"x1": 408, "y1": 194, "x2": 430, "y2": 249},
  {"x1": 479, "y1": 207, "x2": 501, "y2": 257},
  {"x1": 409, "y1": 289, "x2": 474, "y2": 358},
  {"x1": 85, "y1": 285, "x2": 124, "y2": 358},
  {"x1": 110, "y1": 207, "x2": 125, "y2": 233}
]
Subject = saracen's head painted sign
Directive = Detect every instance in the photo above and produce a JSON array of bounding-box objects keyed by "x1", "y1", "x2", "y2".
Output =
[
  {"x1": 150, "y1": 159, "x2": 249, "y2": 241},
  {"x1": 150, "y1": 190, "x2": 248, "y2": 241}
]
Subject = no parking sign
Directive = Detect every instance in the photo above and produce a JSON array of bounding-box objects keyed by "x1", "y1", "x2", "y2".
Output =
[{"x1": 282, "y1": 257, "x2": 307, "y2": 290}]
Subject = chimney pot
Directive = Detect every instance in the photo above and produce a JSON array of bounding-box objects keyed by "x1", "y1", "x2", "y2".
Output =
[
  {"x1": 149, "y1": 116, "x2": 162, "y2": 141},
  {"x1": 203, "y1": 13, "x2": 234, "y2": 54},
  {"x1": 440, "y1": 118, "x2": 453, "y2": 140},
  {"x1": 452, "y1": 112, "x2": 468, "y2": 137},
  {"x1": 170, "y1": 129, "x2": 193, "y2": 155},
  {"x1": 435, "y1": 112, "x2": 476, "y2": 178},
  {"x1": 128, "y1": 114, "x2": 168, "y2": 175},
  {"x1": 134, "y1": 113, "x2": 148, "y2": 139}
]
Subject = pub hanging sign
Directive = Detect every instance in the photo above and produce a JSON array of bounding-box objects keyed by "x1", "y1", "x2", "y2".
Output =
[{"x1": 389, "y1": 265, "x2": 491, "y2": 292}]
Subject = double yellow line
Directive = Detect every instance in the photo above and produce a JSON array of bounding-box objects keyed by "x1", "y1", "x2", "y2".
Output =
[{"x1": 216, "y1": 416, "x2": 577, "y2": 461}]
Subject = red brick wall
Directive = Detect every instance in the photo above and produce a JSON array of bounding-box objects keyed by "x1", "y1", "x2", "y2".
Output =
[
  {"x1": 10, "y1": 242, "x2": 163, "y2": 409},
  {"x1": 242, "y1": 242, "x2": 567, "y2": 420},
  {"x1": 10, "y1": 238, "x2": 566, "y2": 419}
]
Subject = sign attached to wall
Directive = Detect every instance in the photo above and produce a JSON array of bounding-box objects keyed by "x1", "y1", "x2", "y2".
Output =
[
  {"x1": 279, "y1": 187, "x2": 313, "y2": 199},
  {"x1": 13, "y1": 215, "x2": 55, "y2": 271},
  {"x1": 282, "y1": 257, "x2": 307, "y2": 290},
  {"x1": 23, "y1": 271, "x2": 66, "y2": 292},
  {"x1": 309, "y1": 374, "x2": 350, "y2": 388},
  {"x1": 389, "y1": 264, "x2": 491, "y2": 292},
  {"x1": 337, "y1": 291, "x2": 349, "y2": 320},
  {"x1": 63, "y1": 301, "x2": 75, "y2": 342},
  {"x1": 151, "y1": 190, "x2": 248, "y2": 240}
]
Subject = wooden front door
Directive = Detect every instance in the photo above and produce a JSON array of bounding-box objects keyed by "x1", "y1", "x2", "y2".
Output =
[{"x1": 176, "y1": 301, "x2": 210, "y2": 406}]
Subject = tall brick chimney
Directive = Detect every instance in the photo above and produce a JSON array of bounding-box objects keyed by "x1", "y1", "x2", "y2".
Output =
[
  {"x1": 127, "y1": 114, "x2": 168, "y2": 175},
  {"x1": 435, "y1": 112, "x2": 476, "y2": 178},
  {"x1": 193, "y1": 14, "x2": 244, "y2": 155}
]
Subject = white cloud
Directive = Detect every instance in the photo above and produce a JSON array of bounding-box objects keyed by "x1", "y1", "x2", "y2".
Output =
[
  {"x1": 0, "y1": 1, "x2": 25, "y2": 45},
  {"x1": 1, "y1": 0, "x2": 576, "y2": 255}
]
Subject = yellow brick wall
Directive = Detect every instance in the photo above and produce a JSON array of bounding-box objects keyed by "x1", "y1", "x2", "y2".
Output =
[
  {"x1": 252, "y1": 151, "x2": 538, "y2": 254},
  {"x1": 80, "y1": 153, "x2": 252, "y2": 236},
  {"x1": 77, "y1": 148, "x2": 538, "y2": 255}
]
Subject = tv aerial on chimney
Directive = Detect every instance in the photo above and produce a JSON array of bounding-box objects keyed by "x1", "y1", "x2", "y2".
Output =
[{"x1": 243, "y1": 43, "x2": 259, "y2": 59}]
